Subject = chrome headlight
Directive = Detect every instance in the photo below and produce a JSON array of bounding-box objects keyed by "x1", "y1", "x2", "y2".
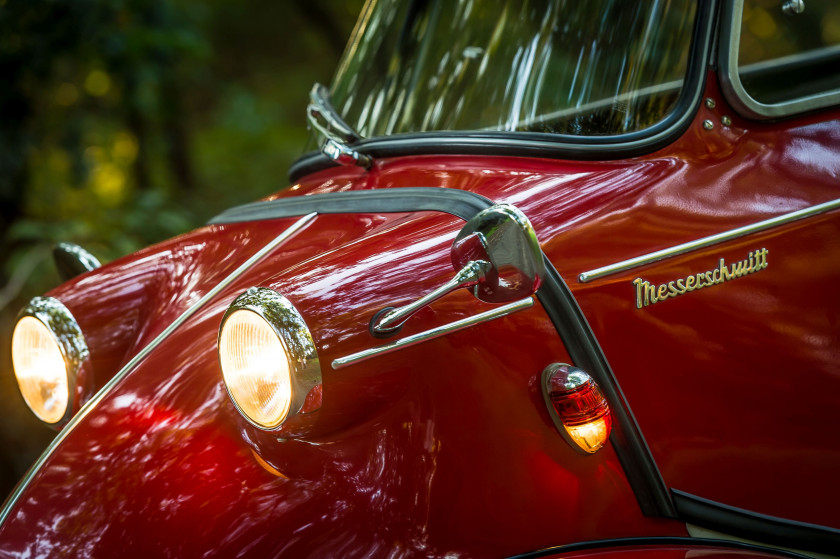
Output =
[
  {"x1": 218, "y1": 287, "x2": 320, "y2": 430},
  {"x1": 11, "y1": 297, "x2": 89, "y2": 425}
]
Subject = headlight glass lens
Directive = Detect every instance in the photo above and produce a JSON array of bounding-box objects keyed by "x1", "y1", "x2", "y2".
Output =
[
  {"x1": 12, "y1": 316, "x2": 70, "y2": 424},
  {"x1": 219, "y1": 309, "x2": 292, "y2": 429}
]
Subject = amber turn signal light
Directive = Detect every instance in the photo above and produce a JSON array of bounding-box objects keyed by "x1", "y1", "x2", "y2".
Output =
[{"x1": 541, "y1": 363, "x2": 612, "y2": 454}]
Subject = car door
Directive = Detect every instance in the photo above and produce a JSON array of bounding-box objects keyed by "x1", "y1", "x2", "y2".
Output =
[{"x1": 567, "y1": 0, "x2": 840, "y2": 538}]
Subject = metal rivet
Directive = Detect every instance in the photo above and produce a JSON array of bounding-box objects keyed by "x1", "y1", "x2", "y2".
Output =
[
  {"x1": 782, "y1": 0, "x2": 805, "y2": 16},
  {"x1": 703, "y1": 120, "x2": 714, "y2": 130},
  {"x1": 721, "y1": 116, "x2": 732, "y2": 127},
  {"x1": 705, "y1": 98, "x2": 716, "y2": 109}
]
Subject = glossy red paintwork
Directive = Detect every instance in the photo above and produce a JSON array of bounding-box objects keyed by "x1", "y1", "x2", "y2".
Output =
[
  {"x1": 282, "y1": 75, "x2": 840, "y2": 528},
  {"x1": 2, "y1": 63, "x2": 839, "y2": 559},
  {"x1": 0, "y1": 211, "x2": 683, "y2": 557}
]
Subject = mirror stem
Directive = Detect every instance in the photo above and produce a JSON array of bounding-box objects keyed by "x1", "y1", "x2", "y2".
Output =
[{"x1": 371, "y1": 260, "x2": 491, "y2": 338}]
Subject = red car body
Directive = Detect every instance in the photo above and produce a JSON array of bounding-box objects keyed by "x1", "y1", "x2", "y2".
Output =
[{"x1": 2, "y1": 0, "x2": 838, "y2": 557}]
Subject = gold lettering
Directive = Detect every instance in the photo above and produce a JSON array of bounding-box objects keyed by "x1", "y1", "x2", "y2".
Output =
[
  {"x1": 633, "y1": 278, "x2": 657, "y2": 308},
  {"x1": 730, "y1": 260, "x2": 749, "y2": 277},
  {"x1": 633, "y1": 248, "x2": 770, "y2": 310},
  {"x1": 719, "y1": 258, "x2": 733, "y2": 281}
]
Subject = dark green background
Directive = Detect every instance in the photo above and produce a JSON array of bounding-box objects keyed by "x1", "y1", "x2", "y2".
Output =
[{"x1": 0, "y1": 0, "x2": 363, "y2": 501}]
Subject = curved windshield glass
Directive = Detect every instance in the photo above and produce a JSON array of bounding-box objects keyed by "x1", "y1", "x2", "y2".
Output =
[{"x1": 331, "y1": 0, "x2": 698, "y2": 138}]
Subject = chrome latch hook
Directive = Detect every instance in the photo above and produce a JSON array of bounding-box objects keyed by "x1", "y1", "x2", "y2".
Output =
[{"x1": 306, "y1": 83, "x2": 372, "y2": 169}]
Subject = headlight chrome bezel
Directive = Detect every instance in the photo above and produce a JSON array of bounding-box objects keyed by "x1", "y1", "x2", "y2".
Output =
[
  {"x1": 12, "y1": 296, "x2": 90, "y2": 426},
  {"x1": 218, "y1": 287, "x2": 321, "y2": 431}
]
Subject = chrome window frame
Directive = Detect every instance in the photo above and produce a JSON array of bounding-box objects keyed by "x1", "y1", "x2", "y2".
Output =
[{"x1": 719, "y1": 0, "x2": 840, "y2": 119}]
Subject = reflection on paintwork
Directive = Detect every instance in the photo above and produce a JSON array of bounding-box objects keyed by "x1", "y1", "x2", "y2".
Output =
[
  {"x1": 52, "y1": 223, "x2": 288, "y2": 394},
  {"x1": 287, "y1": 93, "x2": 840, "y2": 529},
  {"x1": 281, "y1": 214, "x2": 459, "y2": 351},
  {"x1": 0, "y1": 209, "x2": 669, "y2": 557},
  {"x1": 4, "y1": 76, "x2": 840, "y2": 551}
]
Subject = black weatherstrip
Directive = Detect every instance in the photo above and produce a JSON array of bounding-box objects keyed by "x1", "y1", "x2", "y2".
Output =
[
  {"x1": 288, "y1": 0, "x2": 716, "y2": 183},
  {"x1": 538, "y1": 262, "x2": 675, "y2": 518},
  {"x1": 208, "y1": 188, "x2": 493, "y2": 224},
  {"x1": 673, "y1": 490, "x2": 840, "y2": 555},
  {"x1": 506, "y1": 536, "x2": 811, "y2": 559},
  {"x1": 209, "y1": 187, "x2": 674, "y2": 518}
]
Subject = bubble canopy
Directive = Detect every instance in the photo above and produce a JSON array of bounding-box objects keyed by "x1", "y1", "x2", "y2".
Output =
[{"x1": 331, "y1": 0, "x2": 698, "y2": 138}]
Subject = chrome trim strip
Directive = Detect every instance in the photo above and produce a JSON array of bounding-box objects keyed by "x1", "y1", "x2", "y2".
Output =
[
  {"x1": 0, "y1": 212, "x2": 317, "y2": 527},
  {"x1": 579, "y1": 199, "x2": 840, "y2": 283},
  {"x1": 331, "y1": 297, "x2": 534, "y2": 369}
]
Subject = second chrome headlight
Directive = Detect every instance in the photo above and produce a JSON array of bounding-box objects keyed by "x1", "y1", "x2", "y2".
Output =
[{"x1": 218, "y1": 287, "x2": 320, "y2": 430}]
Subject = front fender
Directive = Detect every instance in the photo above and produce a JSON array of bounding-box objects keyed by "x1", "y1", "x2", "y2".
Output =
[{"x1": 0, "y1": 198, "x2": 679, "y2": 557}]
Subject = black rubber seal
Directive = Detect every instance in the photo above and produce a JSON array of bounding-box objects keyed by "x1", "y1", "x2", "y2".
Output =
[
  {"x1": 288, "y1": 0, "x2": 717, "y2": 183},
  {"x1": 537, "y1": 260, "x2": 675, "y2": 518},
  {"x1": 208, "y1": 186, "x2": 674, "y2": 519},
  {"x1": 506, "y1": 536, "x2": 811, "y2": 559},
  {"x1": 673, "y1": 489, "x2": 840, "y2": 555},
  {"x1": 209, "y1": 187, "x2": 493, "y2": 224}
]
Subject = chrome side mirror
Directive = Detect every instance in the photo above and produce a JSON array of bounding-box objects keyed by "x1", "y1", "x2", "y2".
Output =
[
  {"x1": 371, "y1": 204, "x2": 544, "y2": 337},
  {"x1": 451, "y1": 203, "x2": 544, "y2": 303}
]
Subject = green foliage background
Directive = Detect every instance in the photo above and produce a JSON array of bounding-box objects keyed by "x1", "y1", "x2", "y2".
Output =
[{"x1": 0, "y1": 0, "x2": 363, "y2": 499}]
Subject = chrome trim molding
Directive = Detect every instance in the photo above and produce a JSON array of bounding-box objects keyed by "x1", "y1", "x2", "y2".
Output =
[
  {"x1": 719, "y1": 0, "x2": 840, "y2": 119},
  {"x1": 332, "y1": 297, "x2": 535, "y2": 369},
  {"x1": 0, "y1": 212, "x2": 317, "y2": 527},
  {"x1": 219, "y1": 287, "x2": 321, "y2": 430},
  {"x1": 579, "y1": 199, "x2": 840, "y2": 283}
]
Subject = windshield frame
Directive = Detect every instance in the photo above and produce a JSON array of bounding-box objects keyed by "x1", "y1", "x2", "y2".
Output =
[{"x1": 290, "y1": 0, "x2": 716, "y2": 181}]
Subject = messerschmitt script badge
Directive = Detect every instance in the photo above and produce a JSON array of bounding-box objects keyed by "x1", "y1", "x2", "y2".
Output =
[{"x1": 632, "y1": 248, "x2": 768, "y2": 309}]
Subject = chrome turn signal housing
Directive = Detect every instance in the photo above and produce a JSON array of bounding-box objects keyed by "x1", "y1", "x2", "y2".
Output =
[
  {"x1": 11, "y1": 297, "x2": 90, "y2": 425},
  {"x1": 218, "y1": 287, "x2": 320, "y2": 430},
  {"x1": 542, "y1": 363, "x2": 612, "y2": 454}
]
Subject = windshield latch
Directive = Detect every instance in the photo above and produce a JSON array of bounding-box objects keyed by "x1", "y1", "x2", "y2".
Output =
[{"x1": 306, "y1": 83, "x2": 372, "y2": 170}]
